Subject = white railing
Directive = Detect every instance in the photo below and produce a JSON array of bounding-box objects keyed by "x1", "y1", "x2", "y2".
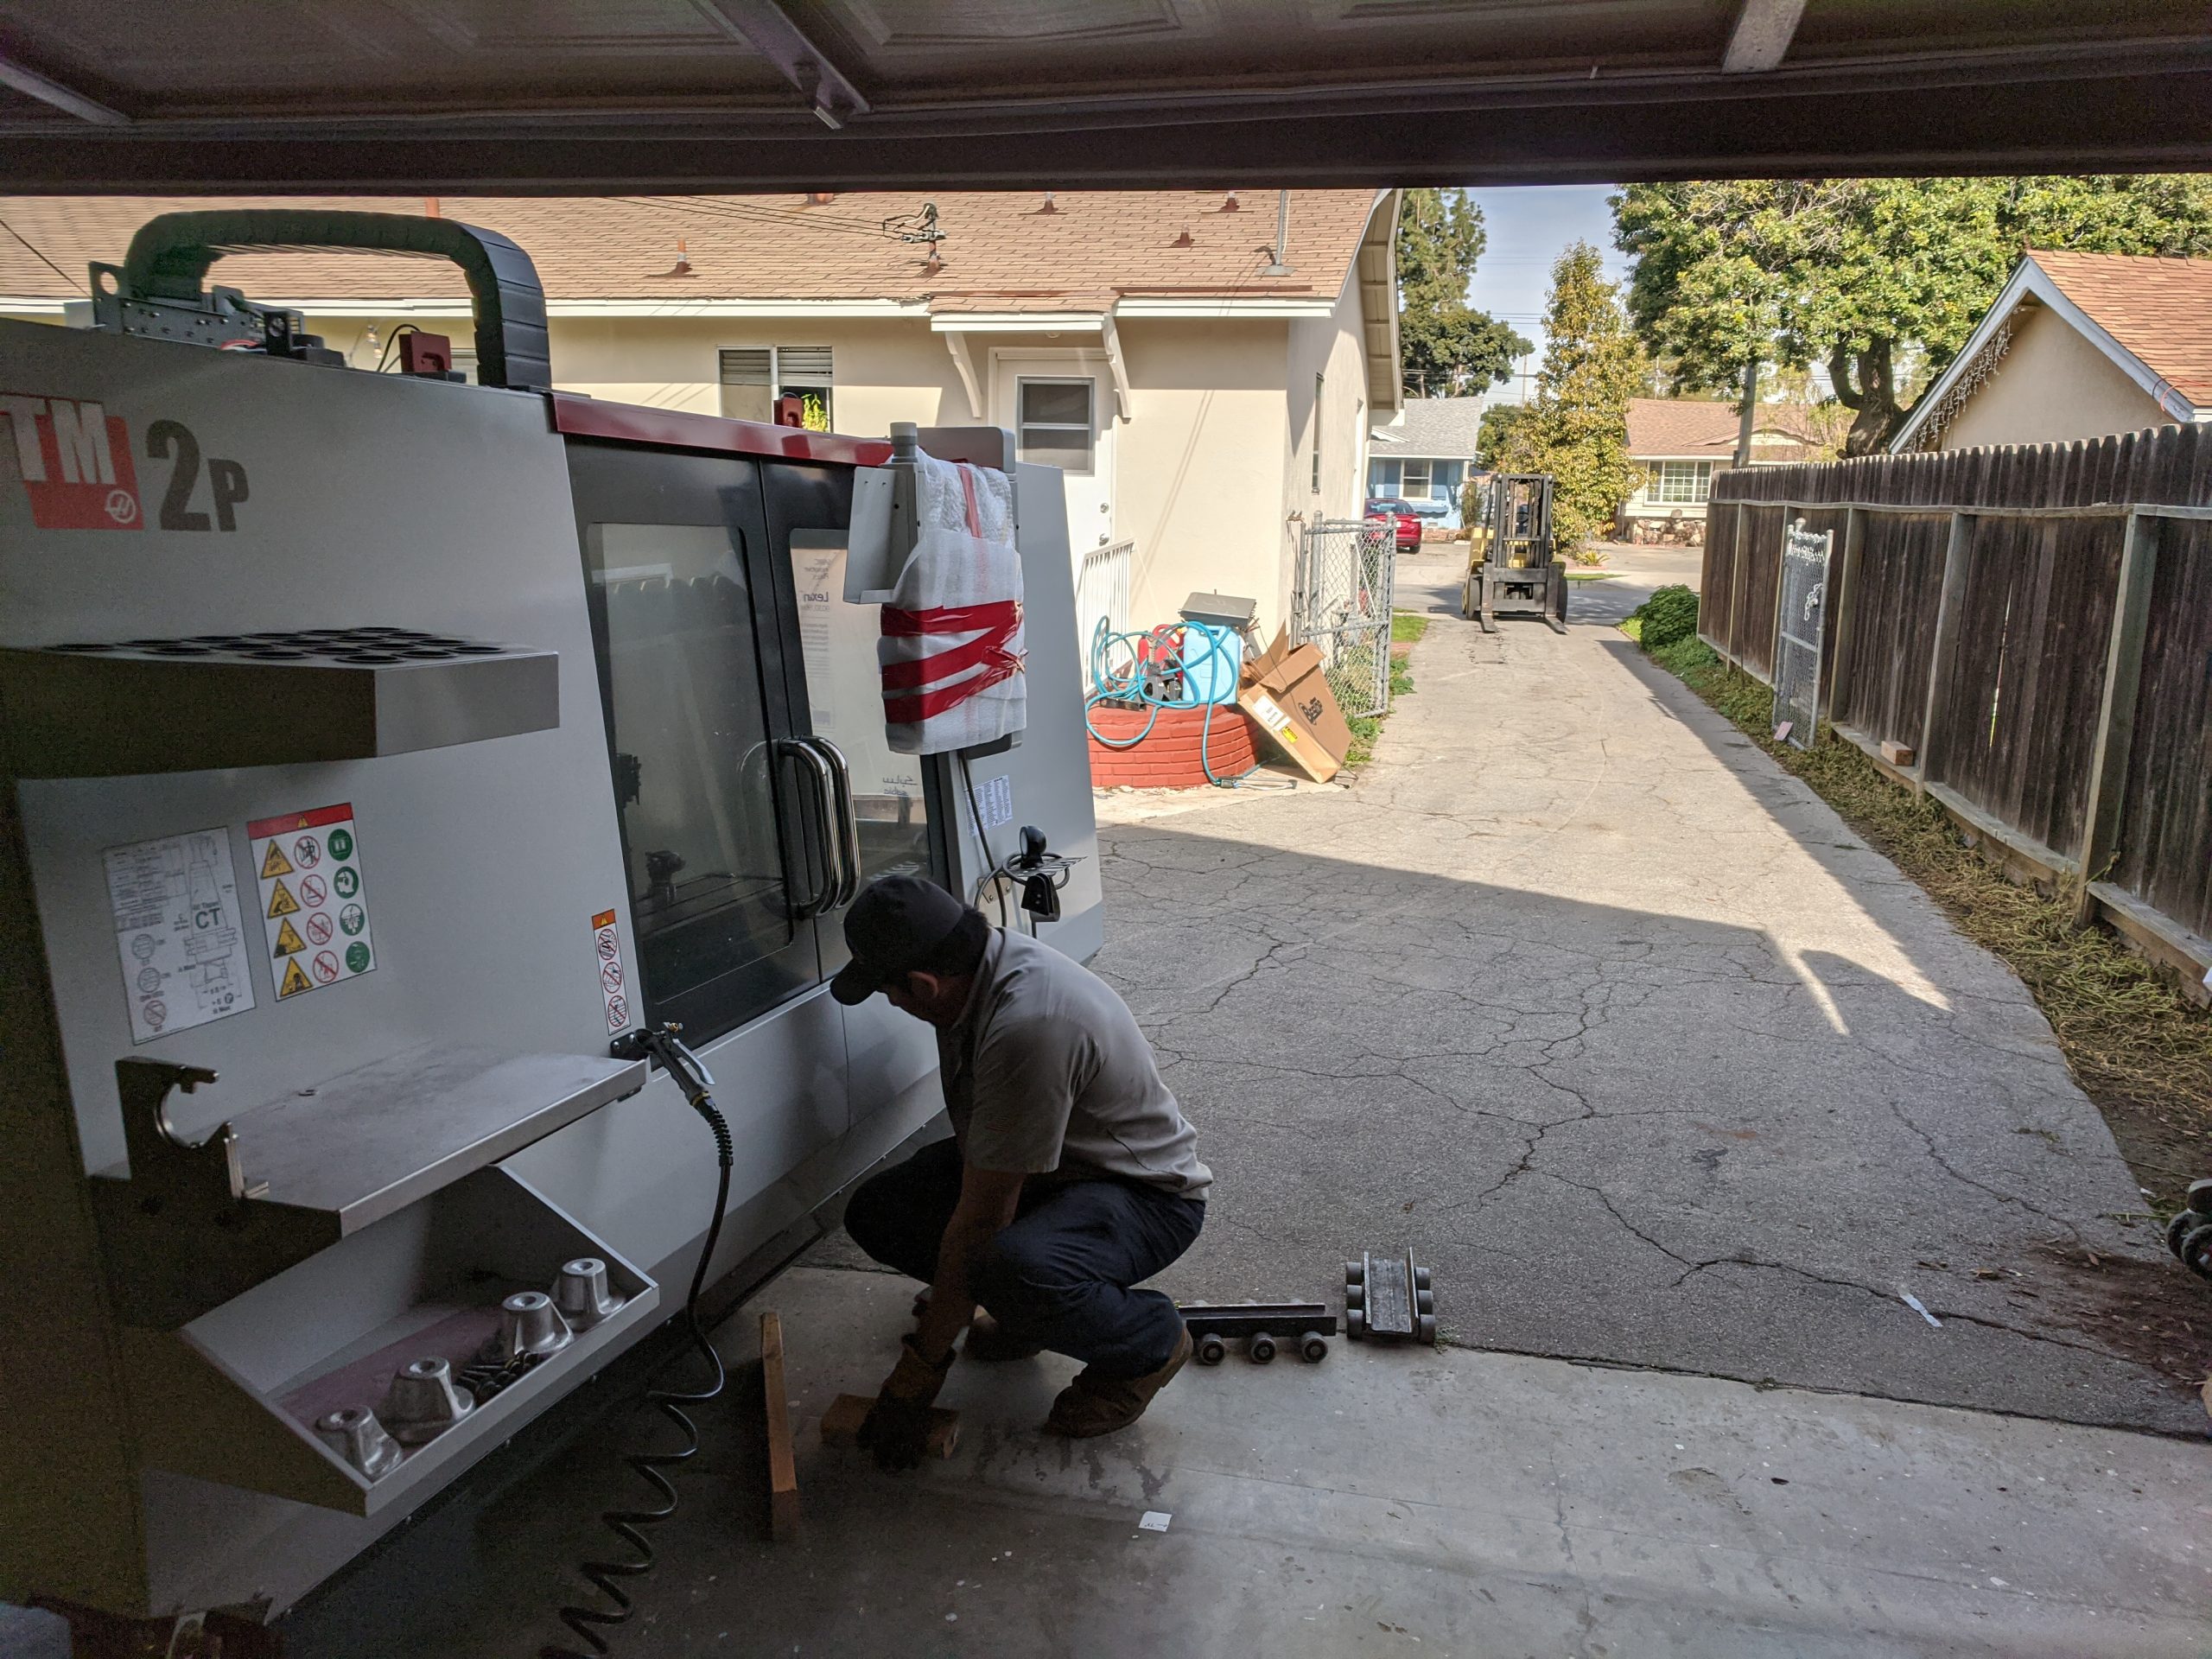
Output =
[{"x1": 1074, "y1": 538, "x2": 1134, "y2": 675}]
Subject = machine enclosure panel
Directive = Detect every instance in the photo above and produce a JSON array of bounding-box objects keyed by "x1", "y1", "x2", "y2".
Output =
[{"x1": 0, "y1": 316, "x2": 1099, "y2": 1620}]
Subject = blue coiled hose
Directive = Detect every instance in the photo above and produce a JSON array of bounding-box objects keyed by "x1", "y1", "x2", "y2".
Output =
[{"x1": 1082, "y1": 617, "x2": 1270, "y2": 788}]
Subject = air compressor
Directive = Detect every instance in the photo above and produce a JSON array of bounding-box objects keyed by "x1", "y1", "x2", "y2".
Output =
[{"x1": 0, "y1": 209, "x2": 1100, "y2": 1644}]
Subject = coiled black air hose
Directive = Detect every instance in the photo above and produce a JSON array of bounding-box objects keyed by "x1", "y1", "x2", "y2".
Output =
[{"x1": 540, "y1": 1084, "x2": 734, "y2": 1657}]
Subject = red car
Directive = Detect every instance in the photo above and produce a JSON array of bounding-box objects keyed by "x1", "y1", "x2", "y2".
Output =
[{"x1": 1365, "y1": 497, "x2": 1424, "y2": 553}]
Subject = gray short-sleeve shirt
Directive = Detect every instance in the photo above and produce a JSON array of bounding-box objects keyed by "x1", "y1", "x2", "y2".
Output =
[{"x1": 939, "y1": 929, "x2": 1211, "y2": 1202}]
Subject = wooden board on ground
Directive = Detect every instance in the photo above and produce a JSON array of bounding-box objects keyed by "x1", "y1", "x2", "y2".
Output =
[
  {"x1": 818, "y1": 1392, "x2": 960, "y2": 1459},
  {"x1": 760, "y1": 1312, "x2": 798, "y2": 1540}
]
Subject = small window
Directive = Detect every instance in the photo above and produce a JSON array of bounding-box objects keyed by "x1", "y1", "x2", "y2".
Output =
[
  {"x1": 1402, "y1": 459, "x2": 1433, "y2": 499},
  {"x1": 1656, "y1": 461, "x2": 1713, "y2": 505},
  {"x1": 1017, "y1": 378, "x2": 1095, "y2": 474},
  {"x1": 720, "y1": 346, "x2": 835, "y2": 430}
]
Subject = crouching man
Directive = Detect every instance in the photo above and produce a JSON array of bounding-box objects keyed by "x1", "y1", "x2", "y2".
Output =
[{"x1": 832, "y1": 874, "x2": 1210, "y2": 1468}]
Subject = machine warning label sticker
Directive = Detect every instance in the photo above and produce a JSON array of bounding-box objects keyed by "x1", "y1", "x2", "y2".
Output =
[
  {"x1": 250, "y1": 804, "x2": 374, "y2": 1000},
  {"x1": 592, "y1": 909, "x2": 631, "y2": 1034},
  {"x1": 103, "y1": 826, "x2": 256, "y2": 1043}
]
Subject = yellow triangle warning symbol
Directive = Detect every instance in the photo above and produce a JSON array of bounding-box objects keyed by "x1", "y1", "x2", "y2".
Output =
[
  {"x1": 278, "y1": 957, "x2": 313, "y2": 998},
  {"x1": 260, "y1": 840, "x2": 294, "y2": 879},
  {"x1": 272, "y1": 916, "x2": 306, "y2": 957},
  {"x1": 266, "y1": 878, "x2": 301, "y2": 918}
]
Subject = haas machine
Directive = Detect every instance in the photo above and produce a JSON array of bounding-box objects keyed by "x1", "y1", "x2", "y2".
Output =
[{"x1": 0, "y1": 211, "x2": 1100, "y2": 1639}]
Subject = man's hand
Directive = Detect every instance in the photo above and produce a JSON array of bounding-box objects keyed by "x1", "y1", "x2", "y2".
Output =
[{"x1": 857, "y1": 1335, "x2": 952, "y2": 1471}]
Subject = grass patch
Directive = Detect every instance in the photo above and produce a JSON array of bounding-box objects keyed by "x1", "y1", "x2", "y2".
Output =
[
  {"x1": 1562, "y1": 570, "x2": 1626, "y2": 582},
  {"x1": 1345, "y1": 613, "x2": 1431, "y2": 768},
  {"x1": 1642, "y1": 632, "x2": 2212, "y2": 1216}
]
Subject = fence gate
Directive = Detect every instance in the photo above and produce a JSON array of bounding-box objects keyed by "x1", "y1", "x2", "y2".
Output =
[
  {"x1": 1293, "y1": 517, "x2": 1395, "y2": 718},
  {"x1": 1770, "y1": 517, "x2": 1832, "y2": 748}
]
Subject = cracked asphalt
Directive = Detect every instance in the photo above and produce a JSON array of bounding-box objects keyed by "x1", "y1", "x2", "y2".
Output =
[{"x1": 1096, "y1": 550, "x2": 2201, "y2": 1436}]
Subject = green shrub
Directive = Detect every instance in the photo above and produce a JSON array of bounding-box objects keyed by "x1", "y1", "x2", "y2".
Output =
[{"x1": 1628, "y1": 583, "x2": 1699, "y2": 652}]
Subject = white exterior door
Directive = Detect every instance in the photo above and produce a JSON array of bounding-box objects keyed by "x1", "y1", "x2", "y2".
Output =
[{"x1": 994, "y1": 353, "x2": 1114, "y2": 550}]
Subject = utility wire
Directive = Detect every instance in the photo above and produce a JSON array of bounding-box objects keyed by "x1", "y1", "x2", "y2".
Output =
[
  {"x1": 612, "y1": 195, "x2": 925, "y2": 244},
  {"x1": 0, "y1": 213, "x2": 74, "y2": 286}
]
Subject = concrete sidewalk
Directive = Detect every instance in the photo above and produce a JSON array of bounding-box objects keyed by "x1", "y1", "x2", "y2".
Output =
[
  {"x1": 1094, "y1": 551, "x2": 2206, "y2": 1436},
  {"x1": 348, "y1": 1267, "x2": 2212, "y2": 1659}
]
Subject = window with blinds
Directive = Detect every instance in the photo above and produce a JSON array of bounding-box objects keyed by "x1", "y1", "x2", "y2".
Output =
[{"x1": 719, "y1": 346, "x2": 834, "y2": 430}]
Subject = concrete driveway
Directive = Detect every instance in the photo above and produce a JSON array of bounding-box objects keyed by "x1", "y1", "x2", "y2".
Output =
[{"x1": 1100, "y1": 548, "x2": 2205, "y2": 1436}]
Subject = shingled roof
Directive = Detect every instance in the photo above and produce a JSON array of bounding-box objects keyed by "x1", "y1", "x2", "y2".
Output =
[
  {"x1": 2024, "y1": 248, "x2": 2212, "y2": 409},
  {"x1": 0, "y1": 191, "x2": 1382, "y2": 311},
  {"x1": 1891, "y1": 247, "x2": 2212, "y2": 450},
  {"x1": 1626, "y1": 398, "x2": 1828, "y2": 461}
]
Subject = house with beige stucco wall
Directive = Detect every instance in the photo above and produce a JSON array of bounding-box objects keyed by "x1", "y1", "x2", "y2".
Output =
[
  {"x1": 1891, "y1": 248, "x2": 2212, "y2": 453},
  {"x1": 0, "y1": 189, "x2": 1400, "y2": 642}
]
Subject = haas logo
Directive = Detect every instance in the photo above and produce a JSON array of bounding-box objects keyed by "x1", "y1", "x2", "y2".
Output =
[{"x1": 1, "y1": 394, "x2": 143, "y2": 531}]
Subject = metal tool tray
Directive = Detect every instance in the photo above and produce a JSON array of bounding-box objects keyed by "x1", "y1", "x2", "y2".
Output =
[
  {"x1": 118, "y1": 1166, "x2": 660, "y2": 1517},
  {"x1": 92, "y1": 1046, "x2": 646, "y2": 1327},
  {"x1": 0, "y1": 627, "x2": 557, "y2": 777}
]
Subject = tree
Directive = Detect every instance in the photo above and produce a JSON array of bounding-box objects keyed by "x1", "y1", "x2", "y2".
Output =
[
  {"x1": 1395, "y1": 188, "x2": 1531, "y2": 399},
  {"x1": 1498, "y1": 242, "x2": 1645, "y2": 560},
  {"x1": 1473, "y1": 402, "x2": 1528, "y2": 469},
  {"x1": 1614, "y1": 175, "x2": 2212, "y2": 454}
]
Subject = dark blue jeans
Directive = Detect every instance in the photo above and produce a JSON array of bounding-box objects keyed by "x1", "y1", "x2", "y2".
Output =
[{"x1": 843, "y1": 1136, "x2": 1203, "y2": 1378}]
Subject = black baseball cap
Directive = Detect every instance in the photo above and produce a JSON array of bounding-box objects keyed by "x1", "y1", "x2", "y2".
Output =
[{"x1": 830, "y1": 874, "x2": 972, "y2": 1005}]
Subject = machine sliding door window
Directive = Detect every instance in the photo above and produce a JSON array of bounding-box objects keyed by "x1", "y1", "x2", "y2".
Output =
[{"x1": 579, "y1": 512, "x2": 823, "y2": 1044}]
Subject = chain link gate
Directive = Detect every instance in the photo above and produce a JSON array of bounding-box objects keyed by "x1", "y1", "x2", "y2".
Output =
[
  {"x1": 1292, "y1": 517, "x2": 1395, "y2": 718},
  {"x1": 1770, "y1": 517, "x2": 1832, "y2": 749}
]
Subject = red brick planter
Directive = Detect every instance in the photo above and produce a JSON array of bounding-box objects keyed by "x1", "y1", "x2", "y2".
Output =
[{"x1": 1087, "y1": 702, "x2": 1261, "y2": 788}]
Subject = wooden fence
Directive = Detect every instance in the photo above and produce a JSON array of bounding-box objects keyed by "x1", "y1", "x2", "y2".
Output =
[{"x1": 1699, "y1": 423, "x2": 2212, "y2": 997}]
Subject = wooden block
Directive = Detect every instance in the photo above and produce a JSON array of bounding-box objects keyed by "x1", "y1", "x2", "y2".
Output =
[
  {"x1": 818, "y1": 1392, "x2": 960, "y2": 1459},
  {"x1": 760, "y1": 1312, "x2": 799, "y2": 1541},
  {"x1": 1880, "y1": 740, "x2": 1916, "y2": 767}
]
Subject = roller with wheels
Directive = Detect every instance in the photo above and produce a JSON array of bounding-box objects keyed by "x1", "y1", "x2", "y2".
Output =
[
  {"x1": 1179, "y1": 1300, "x2": 1336, "y2": 1364},
  {"x1": 1344, "y1": 1249, "x2": 1437, "y2": 1345}
]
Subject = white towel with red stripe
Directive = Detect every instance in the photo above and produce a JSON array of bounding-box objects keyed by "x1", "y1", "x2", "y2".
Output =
[{"x1": 878, "y1": 454, "x2": 1026, "y2": 754}]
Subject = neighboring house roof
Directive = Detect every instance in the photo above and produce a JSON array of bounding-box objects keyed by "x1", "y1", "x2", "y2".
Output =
[
  {"x1": 1625, "y1": 397, "x2": 1826, "y2": 462},
  {"x1": 1891, "y1": 247, "x2": 2212, "y2": 450},
  {"x1": 0, "y1": 191, "x2": 1382, "y2": 315},
  {"x1": 1371, "y1": 397, "x2": 1486, "y2": 459}
]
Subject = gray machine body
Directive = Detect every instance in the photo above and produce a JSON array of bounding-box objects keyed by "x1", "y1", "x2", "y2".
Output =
[{"x1": 0, "y1": 315, "x2": 1099, "y2": 1619}]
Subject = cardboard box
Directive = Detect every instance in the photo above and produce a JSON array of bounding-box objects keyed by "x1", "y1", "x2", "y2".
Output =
[{"x1": 1237, "y1": 628, "x2": 1353, "y2": 783}]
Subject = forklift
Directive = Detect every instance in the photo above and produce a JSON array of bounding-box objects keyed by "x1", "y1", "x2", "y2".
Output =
[
  {"x1": 0, "y1": 208, "x2": 1100, "y2": 1643},
  {"x1": 1461, "y1": 473, "x2": 1567, "y2": 634}
]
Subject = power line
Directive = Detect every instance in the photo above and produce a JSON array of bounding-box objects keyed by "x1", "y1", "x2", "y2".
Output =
[{"x1": 0, "y1": 213, "x2": 73, "y2": 286}]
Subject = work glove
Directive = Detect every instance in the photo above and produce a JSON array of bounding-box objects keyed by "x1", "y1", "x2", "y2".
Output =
[{"x1": 858, "y1": 1334, "x2": 953, "y2": 1471}]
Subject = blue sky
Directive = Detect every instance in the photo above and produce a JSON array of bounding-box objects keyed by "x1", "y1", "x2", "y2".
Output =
[{"x1": 1460, "y1": 184, "x2": 1626, "y2": 400}]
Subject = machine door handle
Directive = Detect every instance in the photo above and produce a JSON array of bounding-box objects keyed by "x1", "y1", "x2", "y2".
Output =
[
  {"x1": 772, "y1": 738, "x2": 838, "y2": 918},
  {"x1": 807, "y1": 736, "x2": 863, "y2": 908}
]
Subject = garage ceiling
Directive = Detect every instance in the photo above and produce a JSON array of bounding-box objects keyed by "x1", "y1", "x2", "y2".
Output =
[{"x1": 2, "y1": 1, "x2": 2209, "y2": 192}]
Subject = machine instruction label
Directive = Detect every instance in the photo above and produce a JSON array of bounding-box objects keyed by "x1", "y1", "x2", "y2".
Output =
[
  {"x1": 592, "y1": 908, "x2": 631, "y2": 1034},
  {"x1": 976, "y1": 772, "x2": 1013, "y2": 829},
  {"x1": 103, "y1": 826, "x2": 256, "y2": 1042},
  {"x1": 249, "y1": 804, "x2": 374, "y2": 999}
]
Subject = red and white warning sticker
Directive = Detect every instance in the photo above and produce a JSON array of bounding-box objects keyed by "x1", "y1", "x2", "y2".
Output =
[{"x1": 592, "y1": 908, "x2": 631, "y2": 1034}]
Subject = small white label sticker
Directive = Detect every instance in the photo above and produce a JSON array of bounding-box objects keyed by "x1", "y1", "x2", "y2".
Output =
[
  {"x1": 1138, "y1": 1511, "x2": 1172, "y2": 1533},
  {"x1": 104, "y1": 826, "x2": 256, "y2": 1042},
  {"x1": 250, "y1": 804, "x2": 374, "y2": 1000},
  {"x1": 593, "y1": 908, "x2": 632, "y2": 1034},
  {"x1": 978, "y1": 773, "x2": 1014, "y2": 829}
]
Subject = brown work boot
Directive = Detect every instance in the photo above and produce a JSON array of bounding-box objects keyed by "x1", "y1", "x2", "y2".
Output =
[{"x1": 1043, "y1": 1326, "x2": 1192, "y2": 1439}]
